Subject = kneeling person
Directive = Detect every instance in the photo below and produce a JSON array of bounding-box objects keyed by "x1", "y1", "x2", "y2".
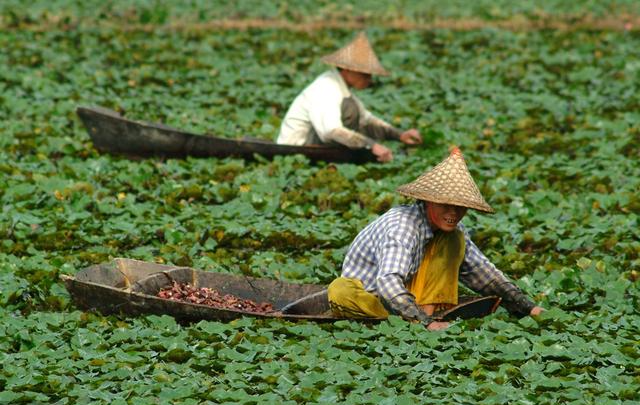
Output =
[
  {"x1": 328, "y1": 148, "x2": 544, "y2": 330},
  {"x1": 276, "y1": 32, "x2": 422, "y2": 163}
]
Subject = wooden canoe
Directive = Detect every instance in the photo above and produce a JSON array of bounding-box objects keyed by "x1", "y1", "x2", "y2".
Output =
[
  {"x1": 76, "y1": 106, "x2": 376, "y2": 164},
  {"x1": 61, "y1": 258, "x2": 501, "y2": 324}
]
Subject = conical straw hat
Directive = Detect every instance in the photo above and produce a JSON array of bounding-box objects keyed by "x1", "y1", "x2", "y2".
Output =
[
  {"x1": 397, "y1": 147, "x2": 494, "y2": 213},
  {"x1": 321, "y1": 31, "x2": 389, "y2": 76}
]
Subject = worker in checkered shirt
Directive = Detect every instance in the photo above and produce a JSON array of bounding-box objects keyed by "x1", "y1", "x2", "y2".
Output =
[{"x1": 328, "y1": 147, "x2": 544, "y2": 330}]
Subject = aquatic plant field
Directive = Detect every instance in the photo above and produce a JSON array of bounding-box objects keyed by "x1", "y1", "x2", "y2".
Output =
[{"x1": 1, "y1": 1, "x2": 639, "y2": 403}]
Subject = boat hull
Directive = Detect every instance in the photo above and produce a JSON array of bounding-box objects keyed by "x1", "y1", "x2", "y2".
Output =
[
  {"x1": 62, "y1": 258, "x2": 501, "y2": 323},
  {"x1": 77, "y1": 106, "x2": 376, "y2": 164}
]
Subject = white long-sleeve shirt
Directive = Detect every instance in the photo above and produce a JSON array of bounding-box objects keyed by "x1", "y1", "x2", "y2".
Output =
[{"x1": 276, "y1": 69, "x2": 394, "y2": 147}]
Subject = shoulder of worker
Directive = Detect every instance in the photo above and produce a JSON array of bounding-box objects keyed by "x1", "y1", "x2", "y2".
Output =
[
  {"x1": 304, "y1": 69, "x2": 351, "y2": 99},
  {"x1": 373, "y1": 203, "x2": 428, "y2": 238}
]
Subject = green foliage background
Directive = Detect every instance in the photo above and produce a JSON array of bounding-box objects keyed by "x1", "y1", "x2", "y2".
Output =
[{"x1": 1, "y1": 1, "x2": 639, "y2": 404}]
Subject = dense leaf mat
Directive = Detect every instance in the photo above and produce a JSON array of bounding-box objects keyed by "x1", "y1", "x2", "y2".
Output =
[
  {"x1": 1, "y1": 0, "x2": 640, "y2": 26},
  {"x1": 1, "y1": 5, "x2": 639, "y2": 404}
]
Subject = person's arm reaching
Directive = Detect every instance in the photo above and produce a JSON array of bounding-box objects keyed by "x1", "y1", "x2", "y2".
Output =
[
  {"x1": 459, "y1": 236, "x2": 537, "y2": 318},
  {"x1": 323, "y1": 127, "x2": 376, "y2": 149},
  {"x1": 357, "y1": 97, "x2": 422, "y2": 145},
  {"x1": 308, "y1": 92, "x2": 392, "y2": 161},
  {"x1": 322, "y1": 128, "x2": 392, "y2": 162}
]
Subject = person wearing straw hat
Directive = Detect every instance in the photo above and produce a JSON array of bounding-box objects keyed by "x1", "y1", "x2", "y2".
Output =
[
  {"x1": 327, "y1": 147, "x2": 544, "y2": 330},
  {"x1": 276, "y1": 32, "x2": 422, "y2": 163}
]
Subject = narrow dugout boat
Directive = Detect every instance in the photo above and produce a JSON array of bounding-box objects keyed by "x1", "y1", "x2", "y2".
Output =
[
  {"x1": 76, "y1": 106, "x2": 376, "y2": 164},
  {"x1": 61, "y1": 258, "x2": 501, "y2": 323}
]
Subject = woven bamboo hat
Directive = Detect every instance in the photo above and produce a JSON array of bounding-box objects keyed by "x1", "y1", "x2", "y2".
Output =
[
  {"x1": 321, "y1": 31, "x2": 389, "y2": 76},
  {"x1": 397, "y1": 147, "x2": 494, "y2": 213}
]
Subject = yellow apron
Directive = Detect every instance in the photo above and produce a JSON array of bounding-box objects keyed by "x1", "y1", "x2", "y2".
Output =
[
  {"x1": 407, "y1": 229, "x2": 466, "y2": 315},
  {"x1": 328, "y1": 229, "x2": 466, "y2": 318}
]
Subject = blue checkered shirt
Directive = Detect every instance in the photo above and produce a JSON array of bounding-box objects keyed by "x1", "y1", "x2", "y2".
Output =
[{"x1": 342, "y1": 202, "x2": 534, "y2": 318}]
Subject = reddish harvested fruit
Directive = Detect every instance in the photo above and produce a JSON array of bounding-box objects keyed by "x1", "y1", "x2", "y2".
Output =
[{"x1": 157, "y1": 281, "x2": 274, "y2": 313}]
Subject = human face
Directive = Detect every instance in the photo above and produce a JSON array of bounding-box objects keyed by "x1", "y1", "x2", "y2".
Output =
[
  {"x1": 425, "y1": 202, "x2": 468, "y2": 232},
  {"x1": 339, "y1": 69, "x2": 372, "y2": 90}
]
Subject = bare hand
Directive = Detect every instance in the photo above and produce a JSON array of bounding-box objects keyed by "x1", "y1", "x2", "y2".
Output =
[
  {"x1": 530, "y1": 306, "x2": 545, "y2": 316},
  {"x1": 427, "y1": 321, "x2": 450, "y2": 331},
  {"x1": 371, "y1": 143, "x2": 393, "y2": 162},
  {"x1": 399, "y1": 129, "x2": 422, "y2": 145}
]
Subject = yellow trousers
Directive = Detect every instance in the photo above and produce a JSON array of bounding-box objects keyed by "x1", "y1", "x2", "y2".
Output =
[{"x1": 328, "y1": 230, "x2": 466, "y2": 318}]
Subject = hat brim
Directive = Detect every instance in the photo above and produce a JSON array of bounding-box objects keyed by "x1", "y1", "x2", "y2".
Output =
[{"x1": 397, "y1": 187, "x2": 495, "y2": 214}]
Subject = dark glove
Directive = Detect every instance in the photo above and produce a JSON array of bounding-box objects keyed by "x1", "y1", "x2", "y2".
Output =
[{"x1": 384, "y1": 294, "x2": 434, "y2": 326}]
